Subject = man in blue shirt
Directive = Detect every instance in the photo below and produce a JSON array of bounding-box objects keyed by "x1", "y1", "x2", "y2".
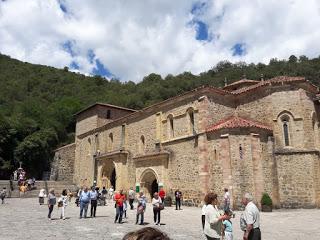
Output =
[{"x1": 79, "y1": 187, "x2": 91, "y2": 218}]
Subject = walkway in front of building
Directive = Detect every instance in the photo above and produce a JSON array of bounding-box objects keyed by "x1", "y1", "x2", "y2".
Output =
[{"x1": 0, "y1": 198, "x2": 319, "y2": 240}]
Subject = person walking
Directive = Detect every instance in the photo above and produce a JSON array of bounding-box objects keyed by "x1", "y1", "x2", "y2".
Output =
[
  {"x1": 136, "y1": 192, "x2": 146, "y2": 225},
  {"x1": 114, "y1": 189, "x2": 126, "y2": 223},
  {"x1": 38, "y1": 189, "x2": 46, "y2": 205},
  {"x1": 109, "y1": 186, "x2": 114, "y2": 201},
  {"x1": 101, "y1": 186, "x2": 108, "y2": 206},
  {"x1": 59, "y1": 189, "x2": 68, "y2": 220},
  {"x1": 152, "y1": 192, "x2": 163, "y2": 225},
  {"x1": 47, "y1": 188, "x2": 56, "y2": 220},
  {"x1": 159, "y1": 187, "x2": 166, "y2": 204},
  {"x1": 128, "y1": 187, "x2": 135, "y2": 210},
  {"x1": 240, "y1": 193, "x2": 261, "y2": 240},
  {"x1": 79, "y1": 187, "x2": 91, "y2": 219},
  {"x1": 203, "y1": 192, "x2": 227, "y2": 240},
  {"x1": 175, "y1": 189, "x2": 182, "y2": 210},
  {"x1": 224, "y1": 188, "x2": 231, "y2": 212},
  {"x1": 90, "y1": 186, "x2": 98, "y2": 217}
]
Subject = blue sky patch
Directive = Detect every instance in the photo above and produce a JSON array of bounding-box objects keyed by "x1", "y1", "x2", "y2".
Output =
[
  {"x1": 58, "y1": 0, "x2": 68, "y2": 14},
  {"x1": 62, "y1": 40, "x2": 76, "y2": 57},
  {"x1": 87, "y1": 49, "x2": 95, "y2": 64},
  {"x1": 92, "y1": 59, "x2": 114, "y2": 78},
  {"x1": 194, "y1": 20, "x2": 209, "y2": 41},
  {"x1": 191, "y1": 1, "x2": 207, "y2": 16},
  {"x1": 231, "y1": 43, "x2": 247, "y2": 56},
  {"x1": 70, "y1": 61, "x2": 79, "y2": 70}
]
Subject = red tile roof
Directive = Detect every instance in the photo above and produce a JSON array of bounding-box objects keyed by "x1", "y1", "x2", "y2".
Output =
[{"x1": 206, "y1": 116, "x2": 273, "y2": 132}]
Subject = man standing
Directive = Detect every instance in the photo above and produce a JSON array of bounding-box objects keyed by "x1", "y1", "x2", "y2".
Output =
[
  {"x1": 241, "y1": 193, "x2": 261, "y2": 240},
  {"x1": 128, "y1": 187, "x2": 135, "y2": 210},
  {"x1": 174, "y1": 189, "x2": 182, "y2": 210},
  {"x1": 224, "y1": 188, "x2": 230, "y2": 212},
  {"x1": 90, "y1": 186, "x2": 98, "y2": 217},
  {"x1": 79, "y1": 187, "x2": 91, "y2": 219}
]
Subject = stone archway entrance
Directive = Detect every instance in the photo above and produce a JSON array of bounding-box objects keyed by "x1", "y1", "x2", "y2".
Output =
[
  {"x1": 140, "y1": 169, "x2": 158, "y2": 200},
  {"x1": 101, "y1": 163, "x2": 116, "y2": 190}
]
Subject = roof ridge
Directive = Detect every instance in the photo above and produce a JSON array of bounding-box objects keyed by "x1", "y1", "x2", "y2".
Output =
[{"x1": 206, "y1": 115, "x2": 272, "y2": 132}]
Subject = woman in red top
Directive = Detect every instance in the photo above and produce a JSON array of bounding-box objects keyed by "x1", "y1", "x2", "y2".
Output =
[{"x1": 114, "y1": 189, "x2": 126, "y2": 223}]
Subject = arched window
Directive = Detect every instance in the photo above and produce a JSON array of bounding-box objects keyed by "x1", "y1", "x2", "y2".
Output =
[
  {"x1": 281, "y1": 116, "x2": 290, "y2": 146},
  {"x1": 108, "y1": 133, "x2": 113, "y2": 151},
  {"x1": 187, "y1": 108, "x2": 195, "y2": 135},
  {"x1": 167, "y1": 115, "x2": 174, "y2": 139},
  {"x1": 139, "y1": 135, "x2": 145, "y2": 154}
]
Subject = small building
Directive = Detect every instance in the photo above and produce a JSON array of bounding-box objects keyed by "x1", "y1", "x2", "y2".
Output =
[{"x1": 52, "y1": 76, "x2": 320, "y2": 208}]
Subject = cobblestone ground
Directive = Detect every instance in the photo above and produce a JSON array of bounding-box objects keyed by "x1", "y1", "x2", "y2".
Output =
[{"x1": 1, "y1": 198, "x2": 320, "y2": 240}]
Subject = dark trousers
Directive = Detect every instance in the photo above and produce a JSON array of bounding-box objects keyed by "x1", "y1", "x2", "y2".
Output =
[
  {"x1": 153, "y1": 208, "x2": 161, "y2": 223},
  {"x1": 175, "y1": 198, "x2": 181, "y2": 209},
  {"x1": 90, "y1": 199, "x2": 97, "y2": 217},
  {"x1": 129, "y1": 199, "x2": 134, "y2": 210},
  {"x1": 136, "y1": 212, "x2": 144, "y2": 224},
  {"x1": 115, "y1": 206, "x2": 123, "y2": 223},
  {"x1": 202, "y1": 215, "x2": 205, "y2": 230},
  {"x1": 48, "y1": 205, "x2": 54, "y2": 218},
  {"x1": 248, "y1": 228, "x2": 261, "y2": 240}
]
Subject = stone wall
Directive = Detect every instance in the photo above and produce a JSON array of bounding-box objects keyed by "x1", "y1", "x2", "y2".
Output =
[
  {"x1": 50, "y1": 143, "x2": 75, "y2": 182},
  {"x1": 275, "y1": 151, "x2": 319, "y2": 208}
]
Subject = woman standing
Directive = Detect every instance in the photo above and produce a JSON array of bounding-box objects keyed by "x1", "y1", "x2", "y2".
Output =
[
  {"x1": 59, "y1": 189, "x2": 68, "y2": 220},
  {"x1": 152, "y1": 192, "x2": 162, "y2": 225},
  {"x1": 47, "y1": 188, "x2": 56, "y2": 220},
  {"x1": 203, "y1": 192, "x2": 227, "y2": 240}
]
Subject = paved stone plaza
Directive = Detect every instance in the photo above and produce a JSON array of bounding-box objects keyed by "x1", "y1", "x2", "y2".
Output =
[{"x1": 0, "y1": 198, "x2": 320, "y2": 240}]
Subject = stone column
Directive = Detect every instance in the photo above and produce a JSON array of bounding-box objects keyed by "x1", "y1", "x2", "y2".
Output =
[
  {"x1": 198, "y1": 95, "x2": 210, "y2": 196},
  {"x1": 250, "y1": 133, "x2": 264, "y2": 207},
  {"x1": 220, "y1": 134, "x2": 233, "y2": 209}
]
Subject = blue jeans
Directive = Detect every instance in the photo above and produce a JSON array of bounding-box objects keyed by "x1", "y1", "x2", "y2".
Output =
[
  {"x1": 80, "y1": 201, "x2": 89, "y2": 218},
  {"x1": 115, "y1": 206, "x2": 123, "y2": 223}
]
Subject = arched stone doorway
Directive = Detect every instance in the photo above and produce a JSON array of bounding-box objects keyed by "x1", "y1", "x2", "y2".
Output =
[
  {"x1": 140, "y1": 169, "x2": 159, "y2": 200},
  {"x1": 111, "y1": 168, "x2": 116, "y2": 190},
  {"x1": 101, "y1": 163, "x2": 116, "y2": 190}
]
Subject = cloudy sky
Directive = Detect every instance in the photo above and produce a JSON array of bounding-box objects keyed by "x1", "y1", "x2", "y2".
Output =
[{"x1": 1, "y1": 0, "x2": 320, "y2": 82}]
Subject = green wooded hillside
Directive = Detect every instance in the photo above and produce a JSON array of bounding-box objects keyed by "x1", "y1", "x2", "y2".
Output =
[{"x1": 1, "y1": 53, "x2": 320, "y2": 179}]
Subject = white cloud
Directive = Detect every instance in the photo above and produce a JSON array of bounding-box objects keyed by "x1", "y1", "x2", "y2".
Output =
[{"x1": 0, "y1": 0, "x2": 320, "y2": 82}]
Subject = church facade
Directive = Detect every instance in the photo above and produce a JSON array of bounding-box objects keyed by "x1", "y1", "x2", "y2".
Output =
[{"x1": 52, "y1": 76, "x2": 320, "y2": 209}]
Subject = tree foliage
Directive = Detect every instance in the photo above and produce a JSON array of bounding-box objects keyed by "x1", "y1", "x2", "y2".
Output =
[{"x1": 1, "y1": 53, "x2": 320, "y2": 178}]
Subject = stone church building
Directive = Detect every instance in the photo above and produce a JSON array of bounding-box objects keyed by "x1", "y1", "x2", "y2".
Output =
[{"x1": 52, "y1": 76, "x2": 320, "y2": 209}]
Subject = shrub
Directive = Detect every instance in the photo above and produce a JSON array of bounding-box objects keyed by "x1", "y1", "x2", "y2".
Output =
[{"x1": 261, "y1": 193, "x2": 273, "y2": 206}]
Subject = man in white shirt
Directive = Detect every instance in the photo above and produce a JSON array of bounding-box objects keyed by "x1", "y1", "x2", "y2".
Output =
[{"x1": 241, "y1": 193, "x2": 261, "y2": 240}]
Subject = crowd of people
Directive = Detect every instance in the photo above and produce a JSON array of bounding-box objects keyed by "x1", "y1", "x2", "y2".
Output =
[{"x1": 38, "y1": 184, "x2": 260, "y2": 240}]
